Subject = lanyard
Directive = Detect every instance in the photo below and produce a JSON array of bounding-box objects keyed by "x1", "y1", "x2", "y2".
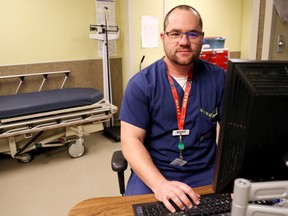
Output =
[{"x1": 167, "y1": 71, "x2": 193, "y2": 131}]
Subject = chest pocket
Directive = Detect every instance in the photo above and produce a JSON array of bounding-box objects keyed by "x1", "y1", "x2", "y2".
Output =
[{"x1": 196, "y1": 106, "x2": 218, "y2": 144}]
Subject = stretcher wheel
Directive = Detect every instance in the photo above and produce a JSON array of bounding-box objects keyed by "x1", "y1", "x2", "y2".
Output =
[
  {"x1": 18, "y1": 153, "x2": 32, "y2": 163},
  {"x1": 67, "y1": 138, "x2": 85, "y2": 158}
]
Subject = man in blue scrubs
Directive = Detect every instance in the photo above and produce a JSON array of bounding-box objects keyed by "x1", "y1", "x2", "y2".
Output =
[{"x1": 119, "y1": 5, "x2": 225, "y2": 213}]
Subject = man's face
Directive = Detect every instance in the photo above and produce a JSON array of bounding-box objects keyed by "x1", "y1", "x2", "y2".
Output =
[{"x1": 161, "y1": 8, "x2": 203, "y2": 66}]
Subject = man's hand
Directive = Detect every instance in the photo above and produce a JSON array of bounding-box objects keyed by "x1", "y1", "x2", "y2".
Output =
[{"x1": 154, "y1": 180, "x2": 201, "y2": 213}]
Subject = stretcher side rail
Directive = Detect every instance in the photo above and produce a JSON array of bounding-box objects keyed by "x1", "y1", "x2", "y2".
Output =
[
  {"x1": 0, "y1": 70, "x2": 70, "y2": 94},
  {"x1": 0, "y1": 99, "x2": 117, "y2": 162},
  {"x1": 0, "y1": 100, "x2": 117, "y2": 138},
  {"x1": 0, "y1": 99, "x2": 115, "y2": 127}
]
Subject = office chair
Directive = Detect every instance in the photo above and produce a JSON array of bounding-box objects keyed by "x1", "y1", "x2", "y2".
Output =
[{"x1": 111, "y1": 150, "x2": 128, "y2": 195}]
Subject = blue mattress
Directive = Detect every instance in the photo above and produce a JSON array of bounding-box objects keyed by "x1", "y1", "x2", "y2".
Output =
[{"x1": 0, "y1": 88, "x2": 103, "y2": 119}]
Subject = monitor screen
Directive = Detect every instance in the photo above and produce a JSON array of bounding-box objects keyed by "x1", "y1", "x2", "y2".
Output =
[{"x1": 213, "y1": 59, "x2": 288, "y2": 193}]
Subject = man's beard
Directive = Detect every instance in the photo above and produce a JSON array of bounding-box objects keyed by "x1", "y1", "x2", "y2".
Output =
[{"x1": 167, "y1": 50, "x2": 200, "y2": 66}]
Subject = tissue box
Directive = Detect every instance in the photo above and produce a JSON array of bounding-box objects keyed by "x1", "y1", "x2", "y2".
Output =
[{"x1": 204, "y1": 37, "x2": 225, "y2": 49}]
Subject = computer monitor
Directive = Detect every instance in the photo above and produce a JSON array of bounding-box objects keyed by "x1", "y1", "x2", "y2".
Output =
[{"x1": 213, "y1": 59, "x2": 288, "y2": 193}]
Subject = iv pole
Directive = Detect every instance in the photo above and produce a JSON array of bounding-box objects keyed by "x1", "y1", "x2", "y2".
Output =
[{"x1": 90, "y1": 7, "x2": 120, "y2": 141}]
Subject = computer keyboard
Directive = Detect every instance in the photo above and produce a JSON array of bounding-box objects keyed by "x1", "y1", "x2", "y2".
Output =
[{"x1": 132, "y1": 193, "x2": 232, "y2": 216}]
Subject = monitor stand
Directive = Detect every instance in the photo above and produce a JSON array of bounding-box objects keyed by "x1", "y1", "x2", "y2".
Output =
[{"x1": 231, "y1": 178, "x2": 288, "y2": 216}]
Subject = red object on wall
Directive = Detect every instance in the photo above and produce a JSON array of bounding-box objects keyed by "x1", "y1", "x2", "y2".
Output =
[{"x1": 199, "y1": 49, "x2": 229, "y2": 71}]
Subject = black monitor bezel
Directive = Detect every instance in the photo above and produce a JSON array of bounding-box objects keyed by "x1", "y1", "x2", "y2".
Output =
[{"x1": 212, "y1": 59, "x2": 288, "y2": 193}]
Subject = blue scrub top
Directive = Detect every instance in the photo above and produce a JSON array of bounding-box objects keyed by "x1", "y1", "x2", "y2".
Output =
[{"x1": 120, "y1": 58, "x2": 226, "y2": 195}]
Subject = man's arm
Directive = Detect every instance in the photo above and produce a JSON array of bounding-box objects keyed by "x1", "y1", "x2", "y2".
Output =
[{"x1": 121, "y1": 121, "x2": 200, "y2": 213}]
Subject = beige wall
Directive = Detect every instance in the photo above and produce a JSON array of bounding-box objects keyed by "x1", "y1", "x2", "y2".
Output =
[
  {"x1": 121, "y1": 0, "x2": 245, "y2": 87},
  {"x1": 2, "y1": 1, "x2": 283, "y2": 93},
  {"x1": 118, "y1": 0, "x2": 165, "y2": 88},
  {"x1": 0, "y1": 0, "x2": 98, "y2": 65},
  {"x1": 165, "y1": 0, "x2": 243, "y2": 52},
  {"x1": 0, "y1": 0, "x2": 244, "y2": 76},
  {"x1": 240, "y1": 0, "x2": 255, "y2": 59}
]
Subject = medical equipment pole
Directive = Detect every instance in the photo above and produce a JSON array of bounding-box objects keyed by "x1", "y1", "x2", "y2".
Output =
[
  {"x1": 102, "y1": 7, "x2": 120, "y2": 142},
  {"x1": 89, "y1": 7, "x2": 120, "y2": 142},
  {"x1": 103, "y1": 7, "x2": 113, "y2": 127}
]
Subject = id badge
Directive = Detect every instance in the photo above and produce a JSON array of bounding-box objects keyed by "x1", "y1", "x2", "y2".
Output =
[
  {"x1": 172, "y1": 129, "x2": 190, "y2": 136},
  {"x1": 170, "y1": 158, "x2": 187, "y2": 167}
]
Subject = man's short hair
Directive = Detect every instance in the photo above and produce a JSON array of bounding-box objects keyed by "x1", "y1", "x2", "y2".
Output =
[{"x1": 163, "y1": 5, "x2": 203, "y2": 31}]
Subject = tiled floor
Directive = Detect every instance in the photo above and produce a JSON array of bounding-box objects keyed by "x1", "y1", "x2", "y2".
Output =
[{"x1": 0, "y1": 131, "x2": 128, "y2": 216}]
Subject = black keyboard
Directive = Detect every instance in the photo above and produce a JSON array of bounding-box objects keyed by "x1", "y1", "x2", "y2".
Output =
[{"x1": 132, "y1": 193, "x2": 232, "y2": 216}]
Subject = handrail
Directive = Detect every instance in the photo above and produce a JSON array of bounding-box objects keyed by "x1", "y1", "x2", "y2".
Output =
[{"x1": 0, "y1": 70, "x2": 70, "y2": 94}]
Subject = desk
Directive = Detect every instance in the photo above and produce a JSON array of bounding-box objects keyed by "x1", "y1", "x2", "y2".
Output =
[{"x1": 68, "y1": 185, "x2": 213, "y2": 216}]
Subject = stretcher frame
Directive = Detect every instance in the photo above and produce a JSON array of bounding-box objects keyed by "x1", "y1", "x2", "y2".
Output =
[{"x1": 0, "y1": 71, "x2": 117, "y2": 163}]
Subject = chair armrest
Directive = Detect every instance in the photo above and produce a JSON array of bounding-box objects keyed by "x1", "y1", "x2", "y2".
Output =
[
  {"x1": 111, "y1": 150, "x2": 128, "y2": 172},
  {"x1": 111, "y1": 150, "x2": 128, "y2": 195}
]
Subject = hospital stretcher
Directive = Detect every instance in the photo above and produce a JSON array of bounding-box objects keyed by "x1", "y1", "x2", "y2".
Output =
[{"x1": 0, "y1": 71, "x2": 118, "y2": 163}]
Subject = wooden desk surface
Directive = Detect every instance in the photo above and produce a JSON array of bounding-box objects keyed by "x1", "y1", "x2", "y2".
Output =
[{"x1": 68, "y1": 185, "x2": 213, "y2": 216}]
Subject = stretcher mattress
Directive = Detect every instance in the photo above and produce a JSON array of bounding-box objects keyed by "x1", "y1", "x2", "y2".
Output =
[{"x1": 0, "y1": 88, "x2": 103, "y2": 119}]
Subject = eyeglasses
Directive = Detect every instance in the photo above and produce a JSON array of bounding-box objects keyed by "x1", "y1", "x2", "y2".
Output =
[{"x1": 165, "y1": 31, "x2": 204, "y2": 42}]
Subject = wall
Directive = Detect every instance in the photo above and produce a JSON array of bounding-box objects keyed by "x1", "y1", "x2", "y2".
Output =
[
  {"x1": 118, "y1": 0, "x2": 129, "y2": 95},
  {"x1": 240, "y1": 0, "x2": 256, "y2": 59},
  {"x1": 0, "y1": 0, "x2": 260, "y2": 97},
  {"x1": 122, "y1": 0, "x2": 244, "y2": 87},
  {"x1": 127, "y1": 0, "x2": 165, "y2": 78},
  {"x1": 165, "y1": 0, "x2": 243, "y2": 52},
  {"x1": 117, "y1": 0, "x2": 164, "y2": 90},
  {"x1": 1, "y1": 0, "x2": 96, "y2": 65}
]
